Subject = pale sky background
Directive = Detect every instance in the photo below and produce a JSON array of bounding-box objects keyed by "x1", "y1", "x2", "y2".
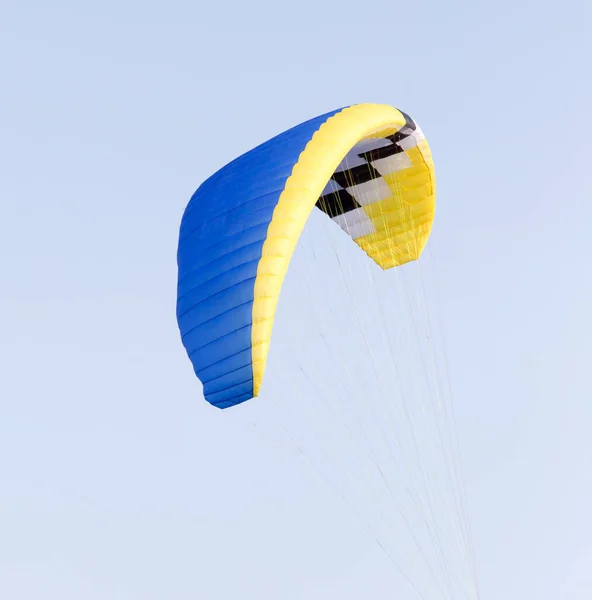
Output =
[{"x1": 1, "y1": 1, "x2": 592, "y2": 599}]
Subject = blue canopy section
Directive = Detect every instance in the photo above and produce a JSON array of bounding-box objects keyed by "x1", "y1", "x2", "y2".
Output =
[{"x1": 176, "y1": 108, "x2": 343, "y2": 408}]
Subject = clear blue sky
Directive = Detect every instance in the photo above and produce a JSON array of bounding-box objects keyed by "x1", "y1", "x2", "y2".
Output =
[{"x1": 1, "y1": 1, "x2": 591, "y2": 598}]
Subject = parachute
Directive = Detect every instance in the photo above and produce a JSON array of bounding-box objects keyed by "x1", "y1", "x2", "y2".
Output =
[
  {"x1": 176, "y1": 103, "x2": 479, "y2": 600},
  {"x1": 176, "y1": 104, "x2": 435, "y2": 408}
]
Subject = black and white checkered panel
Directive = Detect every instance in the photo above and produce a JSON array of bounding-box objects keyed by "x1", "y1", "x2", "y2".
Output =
[{"x1": 315, "y1": 111, "x2": 425, "y2": 240}]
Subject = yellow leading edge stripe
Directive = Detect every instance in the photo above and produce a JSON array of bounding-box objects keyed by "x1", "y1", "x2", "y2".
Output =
[{"x1": 251, "y1": 103, "x2": 436, "y2": 396}]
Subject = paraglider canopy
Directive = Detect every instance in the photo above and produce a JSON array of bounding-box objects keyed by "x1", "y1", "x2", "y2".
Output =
[{"x1": 176, "y1": 103, "x2": 435, "y2": 408}]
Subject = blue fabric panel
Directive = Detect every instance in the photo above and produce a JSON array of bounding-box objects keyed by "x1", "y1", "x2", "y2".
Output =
[
  {"x1": 177, "y1": 107, "x2": 345, "y2": 408},
  {"x1": 197, "y1": 348, "x2": 252, "y2": 383},
  {"x1": 189, "y1": 326, "x2": 252, "y2": 375}
]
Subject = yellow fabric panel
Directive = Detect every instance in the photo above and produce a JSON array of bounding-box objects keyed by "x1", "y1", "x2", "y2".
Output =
[
  {"x1": 362, "y1": 197, "x2": 434, "y2": 234},
  {"x1": 251, "y1": 104, "x2": 435, "y2": 396},
  {"x1": 356, "y1": 210, "x2": 435, "y2": 269},
  {"x1": 354, "y1": 135, "x2": 435, "y2": 269}
]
